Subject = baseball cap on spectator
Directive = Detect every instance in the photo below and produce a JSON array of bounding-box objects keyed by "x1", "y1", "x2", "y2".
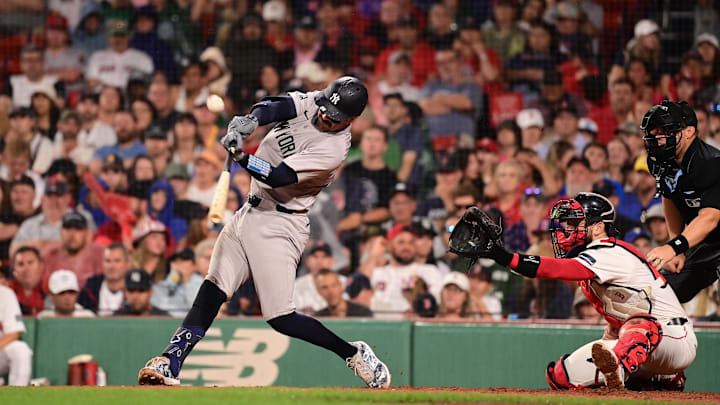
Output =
[
  {"x1": 45, "y1": 176, "x2": 68, "y2": 195},
  {"x1": 476, "y1": 137, "x2": 499, "y2": 153},
  {"x1": 132, "y1": 218, "x2": 170, "y2": 246},
  {"x1": 543, "y1": 70, "x2": 564, "y2": 86},
  {"x1": 145, "y1": 124, "x2": 167, "y2": 140},
  {"x1": 436, "y1": 152, "x2": 460, "y2": 173},
  {"x1": 102, "y1": 154, "x2": 124, "y2": 172},
  {"x1": 164, "y1": 162, "x2": 190, "y2": 181},
  {"x1": 262, "y1": 0, "x2": 287, "y2": 22},
  {"x1": 441, "y1": 272, "x2": 470, "y2": 292},
  {"x1": 695, "y1": 33, "x2": 719, "y2": 49},
  {"x1": 460, "y1": 15, "x2": 482, "y2": 30},
  {"x1": 578, "y1": 117, "x2": 599, "y2": 138},
  {"x1": 169, "y1": 247, "x2": 195, "y2": 263},
  {"x1": 241, "y1": 13, "x2": 263, "y2": 28},
  {"x1": 125, "y1": 179, "x2": 153, "y2": 200},
  {"x1": 296, "y1": 61, "x2": 327, "y2": 84},
  {"x1": 387, "y1": 224, "x2": 414, "y2": 241},
  {"x1": 411, "y1": 219, "x2": 436, "y2": 237},
  {"x1": 108, "y1": 19, "x2": 129, "y2": 36},
  {"x1": 46, "y1": 12, "x2": 69, "y2": 31},
  {"x1": 389, "y1": 50, "x2": 411, "y2": 65},
  {"x1": 555, "y1": 1, "x2": 580, "y2": 19},
  {"x1": 48, "y1": 270, "x2": 79, "y2": 294},
  {"x1": 62, "y1": 211, "x2": 88, "y2": 229},
  {"x1": 592, "y1": 179, "x2": 617, "y2": 198},
  {"x1": 390, "y1": 182, "x2": 415, "y2": 199},
  {"x1": 467, "y1": 263, "x2": 492, "y2": 281},
  {"x1": 10, "y1": 175, "x2": 35, "y2": 190},
  {"x1": 396, "y1": 15, "x2": 416, "y2": 28},
  {"x1": 567, "y1": 156, "x2": 591, "y2": 171},
  {"x1": 194, "y1": 150, "x2": 222, "y2": 171},
  {"x1": 643, "y1": 203, "x2": 665, "y2": 224},
  {"x1": 682, "y1": 50, "x2": 703, "y2": 64},
  {"x1": 134, "y1": 5, "x2": 157, "y2": 20},
  {"x1": 614, "y1": 122, "x2": 641, "y2": 137},
  {"x1": 633, "y1": 155, "x2": 650, "y2": 174},
  {"x1": 295, "y1": 15, "x2": 318, "y2": 30},
  {"x1": 624, "y1": 227, "x2": 651, "y2": 244},
  {"x1": 125, "y1": 269, "x2": 152, "y2": 291},
  {"x1": 9, "y1": 106, "x2": 35, "y2": 118},
  {"x1": 361, "y1": 224, "x2": 385, "y2": 242},
  {"x1": 634, "y1": 19, "x2": 659, "y2": 38},
  {"x1": 517, "y1": 109, "x2": 544, "y2": 129},
  {"x1": 413, "y1": 292, "x2": 438, "y2": 317},
  {"x1": 308, "y1": 240, "x2": 332, "y2": 256},
  {"x1": 345, "y1": 273, "x2": 372, "y2": 299}
]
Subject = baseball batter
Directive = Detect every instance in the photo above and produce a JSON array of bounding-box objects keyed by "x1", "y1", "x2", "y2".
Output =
[
  {"x1": 139, "y1": 77, "x2": 391, "y2": 388},
  {"x1": 0, "y1": 284, "x2": 33, "y2": 385},
  {"x1": 450, "y1": 193, "x2": 696, "y2": 390}
]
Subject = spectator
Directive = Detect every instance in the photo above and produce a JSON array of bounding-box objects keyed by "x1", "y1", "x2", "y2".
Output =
[
  {"x1": 30, "y1": 86, "x2": 61, "y2": 140},
  {"x1": 625, "y1": 57, "x2": 659, "y2": 105},
  {"x1": 194, "y1": 238, "x2": 215, "y2": 278},
  {"x1": 419, "y1": 48, "x2": 483, "y2": 151},
  {"x1": 368, "y1": 224, "x2": 443, "y2": 318},
  {"x1": 0, "y1": 279, "x2": 33, "y2": 386},
  {"x1": 151, "y1": 248, "x2": 203, "y2": 317},
  {"x1": 573, "y1": 291, "x2": 601, "y2": 322},
  {"x1": 147, "y1": 80, "x2": 180, "y2": 133},
  {"x1": 606, "y1": 137, "x2": 631, "y2": 184},
  {"x1": 200, "y1": 47, "x2": 231, "y2": 97},
  {"x1": 376, "y1": 52, "x2": 422, "y2": 105},
  {"x1": 294, "y1": 241, "x2": 345, "y2": 315},
  {"x1": 548, "y1": 105, "x2": 588, "y2": 156},
  {"x1": 316, "y1": 1, "x2": 354, "y2": 67},
  {"x1": 482, "y1": 0, "x2": 525, "y2": 65},
  {"x1": 97, "y1": 154, "x2": 128, "y2": 193},
  {"x1": 695, "y1": 106, "x2": 714, "y2": 146},
  {"x1": 339, "y1": 127, "x2": 397, "y2": 233},
  {"x1": 292, "y1": 15, "x2": 335, "y2": 68},
  {"x1": 420, "y1": 152, "x2": 463, "y2": 219},
  {"x1": 93, "y1": 179, "x2": 151, "y2": 248},
  {"x1": 504, "y1": 189, "x2": 548, "y2": 252},
  {"x1": 424, "y1": 3, "x2": 457, "y2": 49},
  {"x1": 643, "y1": 203, "x2": 669, "y2": 248},
  {"x1": 37, "y1": 270, "x2": 95, "y2": 318},
  {"x1": 526, "y1": 70, "x2": 588, "y2": 127},
  {"x1": 314, "y1": 269, "x2": 373, "y2": 318},
  {"x1": 624, "y1": 227, "x2": 652, "y2": 257},
  {"x1": 130, "y1": 155, "x2": 158, "y2": 183},
  {"x1": 143, "y1": 125, "x2": 171, "y2": 176},
  {"x1": 618, "y1": 156, "x2": 661, "y2": 223},
  {"x1": 591, "y1": 179, "x2": 639, "y2": 238},
  {"x1": 613, "y1": 122, "x2": 646, "y2": 161},
  {"x1": 164, "y1": 163, "x2": 190, "y2": 202},
  {"x1": 91, "y1": 110, "x2": 147, "y2": 172},
  {"x1": 695, "y1": 33, "x2": 720, "y2": 88},
  {"x1": 610, "y1": 19, "x2": 671, "y2": 97},
  {"x1": 517, "y1": 0, "x2": 546, "y2": 33},
  {"x1": 174, "y1": 61, "x2": 209, "y2": 113},
  {"x1": 488, "y1": 160, "x2": 524, "y2": 227},
  {"x1": 496, "y1": 120, "x2": 522, "y2": 160},
  {"x1": 192, "y1": 102, "x2": 221, "y2": 150},
  {"x1": 582, "y1": 142, "x2": 609, "y2": 184},
  {"x1": 44, "y1": 12, "x2": 86, "y2": 95},
  {"x1": 54, "y1": 110, "x2": 83, "y2": 158},
  {"x1": 11, "y1": 177, "x2": 93, "y2": 255},
  {"x1": 131, "y1": 98, "x2": 157, "y2": 135},
  {"x1": 437, "y1": 271, "x2": 474, "y2": 319},
  {"x1": 467, "y1": 264, "x2": 502, "y2": 320},
  {"x1": 130, "y1": 6, "x2": 177, "y2": 84},
  {"x1": 517, "y1": 108, "x2": 546, "y2": 156},
  {"x1": 186, "y1": 150, "x2": 221, "y2": 208},
  {"x1": 5, "y1": 107, "x2": 56, "y2": 175},
  {"x1": 375, "y1": 15, "x2": 437, "y2": 87},
  {"x1": 97, "y1": 85, "x2": 122, "y2": 126},
  {"x1": 8, "y1": 246, "x2": 48, "y2": 316},
  {"x1": 78, "y1": 243, "x2": 131, "y2": 315},
  {"x1": 1, "y1": 45, "x2": 62, "y2": 108},
  {"x1": 557, "y1": 38, "x2": 599, "y2": 98},
  {"x1": 588, "y1": 79, "x2": 636, "y2": 144},
  {"x1": 43, "y1": 211, "x2": 104, "y2": 287},
  {"x1": 387, "y1": 183, "x2": 418, "y2": 229},
  {"x1": 71, "y1": 1, "x2": 108, "y2": 56},
  {"x1": 453, "y1": 16, "x2": 502, "y2": 94},
  {"x1": 2, "y1": 140, "x2": 44, "y2": 209},
  {"x1": 86, "y1": 19, "x2": 153, "y2": 88},
  {"x1": 6, "y1": 177, "x2": 37, "y2": 240},
  {"x1": 412, "y1": 219, "x2": 447, "y2": 272},
  {"x1": 345, "y1": 273, "x2": 374, "y2": 309},
  {"x1": 550, "y1": 1, "x2": 592, "y2": 59},
  {"x1": 75, "y1": 93, "x2": 117, "y2": 154},
  {"x1": 131, "y1": 218, "x2": 171, "y2": 283},
  {"x1": 563, "y1": 156, "x2": 594, "y2": 198},
  {"x1": 366, "y1": 0, "x2": 401, "y2": 49},
  {"x1": 383, "y1": 94, "x2": 423, "y2": 188},
  {"x1": 113, "y1": 268, "x2": 170, "y2": 316},
  {"x1": 148, "y1": 180, "x2": 187, "y2": 243},
  {"x1": 505, "y1": 22, "x2": 562, "y2": 95},
  {"x1": 170, "y1": 113, "x2": 203, "y2": 173}
]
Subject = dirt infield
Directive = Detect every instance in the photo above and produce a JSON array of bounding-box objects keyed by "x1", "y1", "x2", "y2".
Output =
[{"x1": 389, "y1": 387, "x2": 720, "y2": 403}]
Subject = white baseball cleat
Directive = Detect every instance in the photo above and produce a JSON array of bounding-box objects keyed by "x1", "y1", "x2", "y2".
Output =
[
  {"x1": 138, "y1": 356, "x2": 181, "y2": 386},
  {"x1": 592, "y1": 342, "x2": 624, "y2": 389},
  {"x1": 346, "y1": 341, "x2": 391, "y2": 389}
]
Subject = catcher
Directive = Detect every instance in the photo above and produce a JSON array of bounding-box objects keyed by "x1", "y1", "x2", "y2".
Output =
[{"x1": 449, "y1": 193, "x2": 696, "y2": 390}]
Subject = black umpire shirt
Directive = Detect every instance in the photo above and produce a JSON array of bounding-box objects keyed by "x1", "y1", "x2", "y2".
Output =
[{"x1": 648, "y1": 137, "x2": 720, "y2": 246}]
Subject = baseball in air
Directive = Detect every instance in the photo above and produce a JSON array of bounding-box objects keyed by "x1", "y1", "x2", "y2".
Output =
[{"x1": 206, "y1": 94, "x2": 225, "y2": 113}]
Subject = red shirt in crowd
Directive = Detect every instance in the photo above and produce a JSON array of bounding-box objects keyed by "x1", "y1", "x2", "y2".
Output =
[
  {"x1": 43, "y1": 242, "x2": 105, "y2": 287},
  {"x1": 557, "y1": 61, "x2": 599, "y2": 98},
  {"x1": 375, "y1": 42, "x2": 437, "y2": 87},
  {"x1": 588, "y1": 105, "x2": 621, "y2": 144},
  {"x1": 9, "y1": 277, "x2": 49, "y2": 316}
]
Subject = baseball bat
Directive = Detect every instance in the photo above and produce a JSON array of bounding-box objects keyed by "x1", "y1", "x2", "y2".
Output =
[{"x1": 209, "y1": 147, "x2": 234, "y2": 224}]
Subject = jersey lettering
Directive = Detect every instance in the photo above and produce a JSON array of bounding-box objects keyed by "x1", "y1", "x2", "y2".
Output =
[{"x1": 274, "y1": 121, "x2": 296, "y2": 158}]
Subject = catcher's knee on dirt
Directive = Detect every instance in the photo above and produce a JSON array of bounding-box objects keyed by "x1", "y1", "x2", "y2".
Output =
[
  {"x1": 613, "y1": 313, "x2": 663, "y2": 373},
  {"x1": 546, "y1": 355, "x2": 583, "y2": 390}
]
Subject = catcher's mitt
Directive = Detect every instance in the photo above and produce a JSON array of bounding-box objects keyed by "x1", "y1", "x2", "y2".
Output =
[{"x1": 448, "y1": 207, "x2": 504, "y2": 258}]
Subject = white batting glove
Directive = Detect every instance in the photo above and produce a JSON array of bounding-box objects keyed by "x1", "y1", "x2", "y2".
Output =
[{"x1": 227, "y1": 114, "x2": 259, "y2": 140}]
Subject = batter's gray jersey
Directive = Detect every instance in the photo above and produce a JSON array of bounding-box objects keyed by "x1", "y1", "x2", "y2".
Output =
[
  {"x1": 250, "y1": 91, "x2": 351, "y2": 211},
  {"x1": 205, "y1": 91, "x2": 353, "y2": 320}
]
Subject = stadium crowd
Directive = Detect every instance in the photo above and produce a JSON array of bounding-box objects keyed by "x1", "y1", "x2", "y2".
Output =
[{"x1": 0, "y1": 0, "x2": 720, "y2": 329}]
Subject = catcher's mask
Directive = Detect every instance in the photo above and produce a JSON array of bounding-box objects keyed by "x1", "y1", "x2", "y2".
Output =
[{"x1": 549, "y1": 199, "x2": 587, "y2": 258}]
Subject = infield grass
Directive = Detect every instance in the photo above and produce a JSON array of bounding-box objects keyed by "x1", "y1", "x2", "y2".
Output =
[{"x1": 0, "y1": 386, "x2": 706, "y2": 405}]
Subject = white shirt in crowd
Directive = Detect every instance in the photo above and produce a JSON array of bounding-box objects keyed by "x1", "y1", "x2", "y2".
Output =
[
  {"x1": 98, "y1": 281, "x2": 125, "y2": 317},
  {"x1": 37, "y1": 304, "x2": 96, "y2": 319},
  {"x1": 370, "y1": 263, "x2": 443, "y2": 319},
  {"x1": 8, "y1": 75, "x2": 58, "y2": 107},
  {"x1": 86, "y1": 48, "x2": 154, "y2": 88},
  {"x1": 77, "y1": 121, "x2": 117, "y2": 154},
  {"x1": 293, "y1": 273, "x2": 347, "y2": 315},
  {"x1": 185, "y1": 183, "x2": 217, "y2": 208}
]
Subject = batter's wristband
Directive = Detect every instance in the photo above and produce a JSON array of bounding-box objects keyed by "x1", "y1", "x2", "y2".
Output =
[{"x1": 667, "y1": 235, "x2": 689, "y2": 255}]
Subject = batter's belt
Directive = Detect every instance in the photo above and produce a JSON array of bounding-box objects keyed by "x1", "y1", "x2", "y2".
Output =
[{"x1": 247, "y1": 194, "x2": 308, "y2": 214}]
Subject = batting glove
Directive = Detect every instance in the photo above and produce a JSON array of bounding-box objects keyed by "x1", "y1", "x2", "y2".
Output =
[{"x1": 227, "y1": 114, "x2": 259, "y2": 140}]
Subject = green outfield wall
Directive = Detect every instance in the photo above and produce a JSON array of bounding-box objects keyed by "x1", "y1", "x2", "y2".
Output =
[{"x1": 19, "y1": 319, "x2": 720, "y2": 392}]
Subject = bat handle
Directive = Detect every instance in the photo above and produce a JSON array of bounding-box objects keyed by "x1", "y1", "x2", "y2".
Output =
[{"x1": 225, "y1": 149, "x2": 235, "y2": 171}]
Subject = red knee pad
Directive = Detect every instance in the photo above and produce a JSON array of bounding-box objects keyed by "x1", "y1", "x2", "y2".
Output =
[
  {"x1": 546, "y1": 355, "x2": 585, "y2": 390},
  {"x1": 614, "y1": 313, "x2": 663, "y2": 373}
]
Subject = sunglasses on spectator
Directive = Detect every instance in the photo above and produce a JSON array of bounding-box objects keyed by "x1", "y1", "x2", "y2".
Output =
[{"x1": 524, "y1": 187, "x2": 542, "y2": 196}]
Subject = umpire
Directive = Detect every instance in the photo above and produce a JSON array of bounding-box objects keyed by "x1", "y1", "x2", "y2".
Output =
[{"x1": 643, "y1": 100, "x2": 720, "y2": 303}]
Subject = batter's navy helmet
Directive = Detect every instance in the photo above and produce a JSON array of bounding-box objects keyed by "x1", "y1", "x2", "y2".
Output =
[{"x1": 314, "y1": 76, "x2": 368, "y2": 122}]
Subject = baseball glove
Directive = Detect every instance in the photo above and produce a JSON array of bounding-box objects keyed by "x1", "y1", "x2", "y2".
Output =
[{"x1": 448, "y1": 207, "x2": 504, "y2": 258}]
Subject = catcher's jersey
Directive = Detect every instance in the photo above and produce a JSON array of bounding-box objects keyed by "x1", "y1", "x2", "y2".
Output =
[
  {"x1": 0, "y1": 285, "x2": 26, "y2": 339},
  {"x1": 573, "y1": 238, "x2": 687, "y2": 328},
  {"x1": 250, "y1": 91, "x2": 351, "y2": 211}
]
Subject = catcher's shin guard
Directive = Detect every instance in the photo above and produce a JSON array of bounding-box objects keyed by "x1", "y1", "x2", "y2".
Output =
[
  {"x1": 546, "y1": 355, "x2": 584, "y2": 390},
  {"x1": 613, "y1": 313, "x2": 663, "y2": 374}
]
